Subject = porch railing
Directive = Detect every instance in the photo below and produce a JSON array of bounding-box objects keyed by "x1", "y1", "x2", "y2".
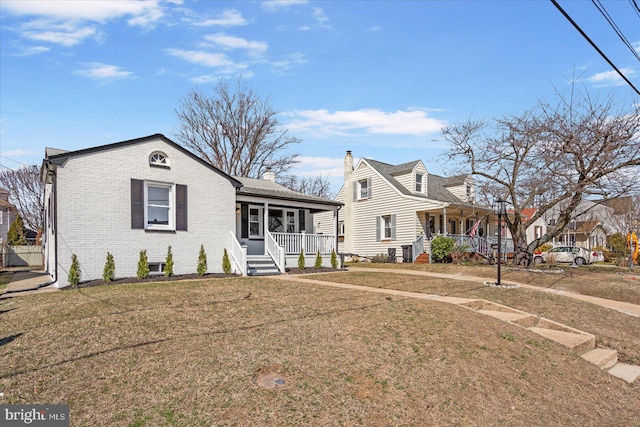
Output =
[
  {"x1": 441, "y1": 234, "x2": 514, "y2": 256},
  {"x1": 266, "y1": 231, "x2": 286, "y2": 272},
  {"x1": 412, "y1": 234, "x2": 424, "y2": 261},
  {"x1": 271, "y1": 232, "x2": 336, "y2": 255},
  {"x1": 229, "y1": 232, "x2": 247, "y2": 276}
]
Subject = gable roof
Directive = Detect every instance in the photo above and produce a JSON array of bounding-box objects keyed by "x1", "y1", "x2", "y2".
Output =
[
  {"x1": 235, "y1": 176, "x2": 342, "y2": 207},
  {"x1": 364, "y1": 158, "x2": 473, "y2": 205},
  {"x1": 42, "y1": 134, "x2": 242, "y2": 188}
]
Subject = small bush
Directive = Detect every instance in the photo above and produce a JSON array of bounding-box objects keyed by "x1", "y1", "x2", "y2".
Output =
[
  {"x1": 137, "y1": 250, "x2": 149, "y2": 279},
  {"x1": 430, "y1": 235, "x2": 455, "y2": 263},
  {"x1": 165, "y1": 246, "x2": 174, "y2": 277},
  {"x1": 222, "y1": 248, "x2": 232, "y2": 275},
  {"x1": 330, "y1": 249, "x2": 338, "y2": 269},
  {"x1": 298, "y1": 249, "x2": 305, "y2": 270},
  {"x1": 371, "y1": 253, "x2": 390, "y2": 263},
  {"x1": 198, "y1": 244, "x2": 208, "y2": 276},
  {"x1": 314, "y1": 251, "x2": 322, "y2": 269},
  {"x1": 68, "y1": 254, "x2": 81, "y2": 287},
  {"x1": 7, "y1": 215, "x2": 27, "y2": 245},
  {"x1": 103, "y1": 252, "x2": 115, "y2": 283}
]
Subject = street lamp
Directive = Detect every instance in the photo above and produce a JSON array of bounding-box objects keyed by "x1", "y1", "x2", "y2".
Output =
[{"x1": 493, "y1": 199, "x2": 507, "y2": 286}]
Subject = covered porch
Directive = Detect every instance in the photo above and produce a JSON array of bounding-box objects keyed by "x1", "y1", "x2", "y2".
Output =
[{"x1": 229, "y1": 174, "x2": 342, "y2": 275}]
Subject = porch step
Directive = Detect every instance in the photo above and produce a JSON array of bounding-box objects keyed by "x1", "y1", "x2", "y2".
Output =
[
  {"x1": 414, "y1": 253, "x2": 430, "y2": 264},
  {"x1": 247, "y1": 255, "x2": 281, "y2": 276}
]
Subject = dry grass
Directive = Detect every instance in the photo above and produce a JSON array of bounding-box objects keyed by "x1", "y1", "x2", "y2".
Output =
[{"x1": 1, "y1": 275, "x2": 639, "y2": 426}]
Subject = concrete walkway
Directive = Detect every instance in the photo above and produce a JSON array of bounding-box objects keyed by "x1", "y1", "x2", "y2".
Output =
[
  {"x1": 0, "y1": 270, "x2": 56, "y2": 298},
  {"x1": 345, "y1": 267, "x2": 640, "y2": 318}
]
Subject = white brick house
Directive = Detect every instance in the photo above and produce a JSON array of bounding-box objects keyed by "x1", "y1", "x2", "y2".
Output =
[
  {"x1": 41, "y1": 134, "x2": 242, "y2": 287},
  {"x1": 41, "y1": 134, "x2": 341, "y2": 287}
]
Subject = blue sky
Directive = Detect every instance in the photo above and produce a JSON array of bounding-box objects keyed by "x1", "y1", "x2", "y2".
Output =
[{"x1": 1, "y1": 0, "x2": 639, "y2": 193}]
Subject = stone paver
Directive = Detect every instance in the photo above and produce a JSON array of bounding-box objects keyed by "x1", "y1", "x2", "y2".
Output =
[
  {"x1": 581, "y1": 348, "x2": 618, "y2": 370},
  {"x1": 607, "y1": 363, "x2": 640, "y2": 384}
]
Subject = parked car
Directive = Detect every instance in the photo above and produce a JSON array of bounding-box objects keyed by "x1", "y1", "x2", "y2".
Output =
[{"x1": 533, "y1": 246, "x2": 603, "y2": 265}]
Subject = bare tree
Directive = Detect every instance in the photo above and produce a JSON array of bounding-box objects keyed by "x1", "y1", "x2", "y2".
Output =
[
  {"x1": 174, "y1": 78, "x2": 300, "y2": 178},
  {"x1": 0, "y1": 165, "x2": 44, "y2": 231},
  {"x1": 277, "y1": 175, "x2": 333, "y2": 199},
  {"x1": 442, "y1": 88, "x2": 640, "y2": 265}
]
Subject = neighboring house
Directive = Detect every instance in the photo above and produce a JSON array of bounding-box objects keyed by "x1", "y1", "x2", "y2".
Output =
[
  {"x1": 504, "y1": 207, "x2": 547, "y2": 245},
  {"x1": 0, "y1": 188, "x2": 18, "y2": 246},
  {"x1": 553, "y1": 220, "x2": 607, "y2": 249},
  {"x1": 41, "y1": 134, "x2": 341, "y2": 287},
  {"x1": 314, "y1": 151, "x2": 498, "y2": 262}
]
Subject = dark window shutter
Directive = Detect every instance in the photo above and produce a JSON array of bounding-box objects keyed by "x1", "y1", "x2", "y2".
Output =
[
  {"x1": 131, "y1": 179, "x2": 144, "y2": 229},
  {"x1": 176, "y1": 184, "x2": 188, "y2": 231},
  {"x1": 367, "y1": 177, "x2": 372, "y2": 199},
  {"x1": 241, "y1": 203, "x2": 249, "y2": 238},
  {"x1": 352, "y1": 181, "x2": 357, "y2": 201},
  {"x1": 375, "y1": 216, "x2": 381, "y2": 242},
  {"x1": 299, "y1": 209, "x2": 306, "y2": 232}
]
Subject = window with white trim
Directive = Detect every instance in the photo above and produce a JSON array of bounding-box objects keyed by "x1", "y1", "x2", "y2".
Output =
[
  {"x1": 249, "y1": 207, "x2": 262, "y2": 237},
  {"x1": 149, "y1": 152, "x2": 169, "y2": 167},
  {"x1": 145, "y1": 182, "x2": 174, "y2": 230},
  {"x1": 415, "y1": 173, "x2": 423, "y2": 193},
  {"x1": 338, "y1": 221, "x2": 345, "y2": 236},
  {"x1": 383, "y1": 215, "x2": 392, "y2": 239}
]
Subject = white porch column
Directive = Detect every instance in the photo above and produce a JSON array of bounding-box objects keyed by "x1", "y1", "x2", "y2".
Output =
[
  {"x1": 443, "y1": 207, "x2": 447, "y2": 236},
  {"x1": 263, "y1": 202, "x2": 269, "y2": 255}
]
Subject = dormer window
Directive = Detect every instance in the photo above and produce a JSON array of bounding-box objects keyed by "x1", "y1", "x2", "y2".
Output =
[
  {"x1": 415, "y1": 173, "x2": 424, "y2": 193},
  {"x1": 149, "y1": 152, "x2": 169, "y2": 168}
]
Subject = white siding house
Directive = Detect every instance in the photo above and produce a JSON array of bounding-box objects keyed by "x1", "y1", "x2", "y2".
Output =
[{"x1": 315, "y1": 151, "x2": 497, "y2": 262}]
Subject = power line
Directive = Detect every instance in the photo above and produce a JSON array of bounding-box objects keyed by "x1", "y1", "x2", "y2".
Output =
[
  {"x1": 550, "y1": 0, "x2": 640, "y2": 96},
  {"x1": 592, "y1": 0, "x2": 640, "y2": 62},
  {"x1": 629, "y1": 0, "x2": 640, "y2": 16},
  {"x1": 0, "y1": 155, "x2": 31, "y2": 167}
]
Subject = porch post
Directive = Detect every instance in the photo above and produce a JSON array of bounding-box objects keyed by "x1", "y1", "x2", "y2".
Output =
[
  {"x1": 263, "y1": 202, "x2": 269, "y2": 255},
  {"x1": 333, "y1": 208, "x2": 338, "y2": 254},
  {"x1": 443, "y1": 207, "x2": 447, "y2": 236}
]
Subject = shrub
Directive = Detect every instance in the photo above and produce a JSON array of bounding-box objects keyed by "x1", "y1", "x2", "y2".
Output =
[
  {"x1": 198, "y1": 244, "x2": 208, "y2": 276},
  {"x1": 7, "y1": 215, "x2": 27, "y2": 246},
  {"x1": 137, "y1": 250, "x2": 149, "y2": 279},
  {"x1": 371, "y1": 253, "x2": 390, "y2": 263},
  {"x1": 103, "y1": 252, "x2": 115, "y2": 283},
  {"x1": 68, "y1": 254, "x2": 81, "y2": 287},
  {"x1": 298, "y1": 249, "x2": 305, "y2": 270},
  {"x1": 607, "y1": 233, "x2": 626, "y2": 258},
  {"x1": 314, "y1": 251, "x2": 322, "y2": 269},
  {"x1": 330, "y1": 249, "x2": 338, "y2": 269},
  {"x1": 222, "y1": 248, "x2": 232, "y2": 275},
  {"x1": 430, "y1": 235, "x2": 455, "y2": 263},
  {"x1": 165, "y1": 246, "x2": 174, "y2": 277}
]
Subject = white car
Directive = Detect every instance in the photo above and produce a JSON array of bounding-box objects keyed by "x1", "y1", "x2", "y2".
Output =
[{"x1": 533, "y1": 246, "x2": 603, "y2": 265}]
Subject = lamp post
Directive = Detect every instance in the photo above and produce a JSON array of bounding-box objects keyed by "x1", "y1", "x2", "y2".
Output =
[{"x1": 493, "y1": 199, "x2": 506, "y2": 286}]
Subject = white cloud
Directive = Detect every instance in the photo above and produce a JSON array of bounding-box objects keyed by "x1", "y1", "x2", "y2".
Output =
[
  {"x1": 286, "y1": 108, "x2": 447, "y2": 136},
  {"x1": 1, "y1": 0, "x2": 164, "y2": 25},
  {"x1": 292, "y1": 156, "x2": 344, "y2": 177},
  {"x1": 585, "y1": 68, "x2": 638, "y2": 87},
  {"x1": 75, "y1": 63, "x2": 136, "y2": 82},
  {"x1": 262, "y1": 0, "x2": 308, "y2": 11},
  {"x1": 204, "y1": 33, "x2": 268, "y2": 57},
  {"x1": 312, "y1": 7, "x2": 329, "y2": 28},
  {"x1": 14, "y1": 45, "x2": 50, "y2": 56},
  {"x1": 191, "y1": 71, "x2": 255, "y2": 84},
  {"x1": 191, "y1": 9, "x2": 247, "y2": 27},
  {"x1": 21, "y1": 21, "x2": 97, "y2": 46},
  {"x1": 166, "y1": 48, "x2": 236, "y2": 67}
]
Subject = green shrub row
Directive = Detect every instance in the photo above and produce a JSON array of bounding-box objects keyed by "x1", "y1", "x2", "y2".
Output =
[{"x1": 68, "y1": 244, "x2": 234, "y2": 285}]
